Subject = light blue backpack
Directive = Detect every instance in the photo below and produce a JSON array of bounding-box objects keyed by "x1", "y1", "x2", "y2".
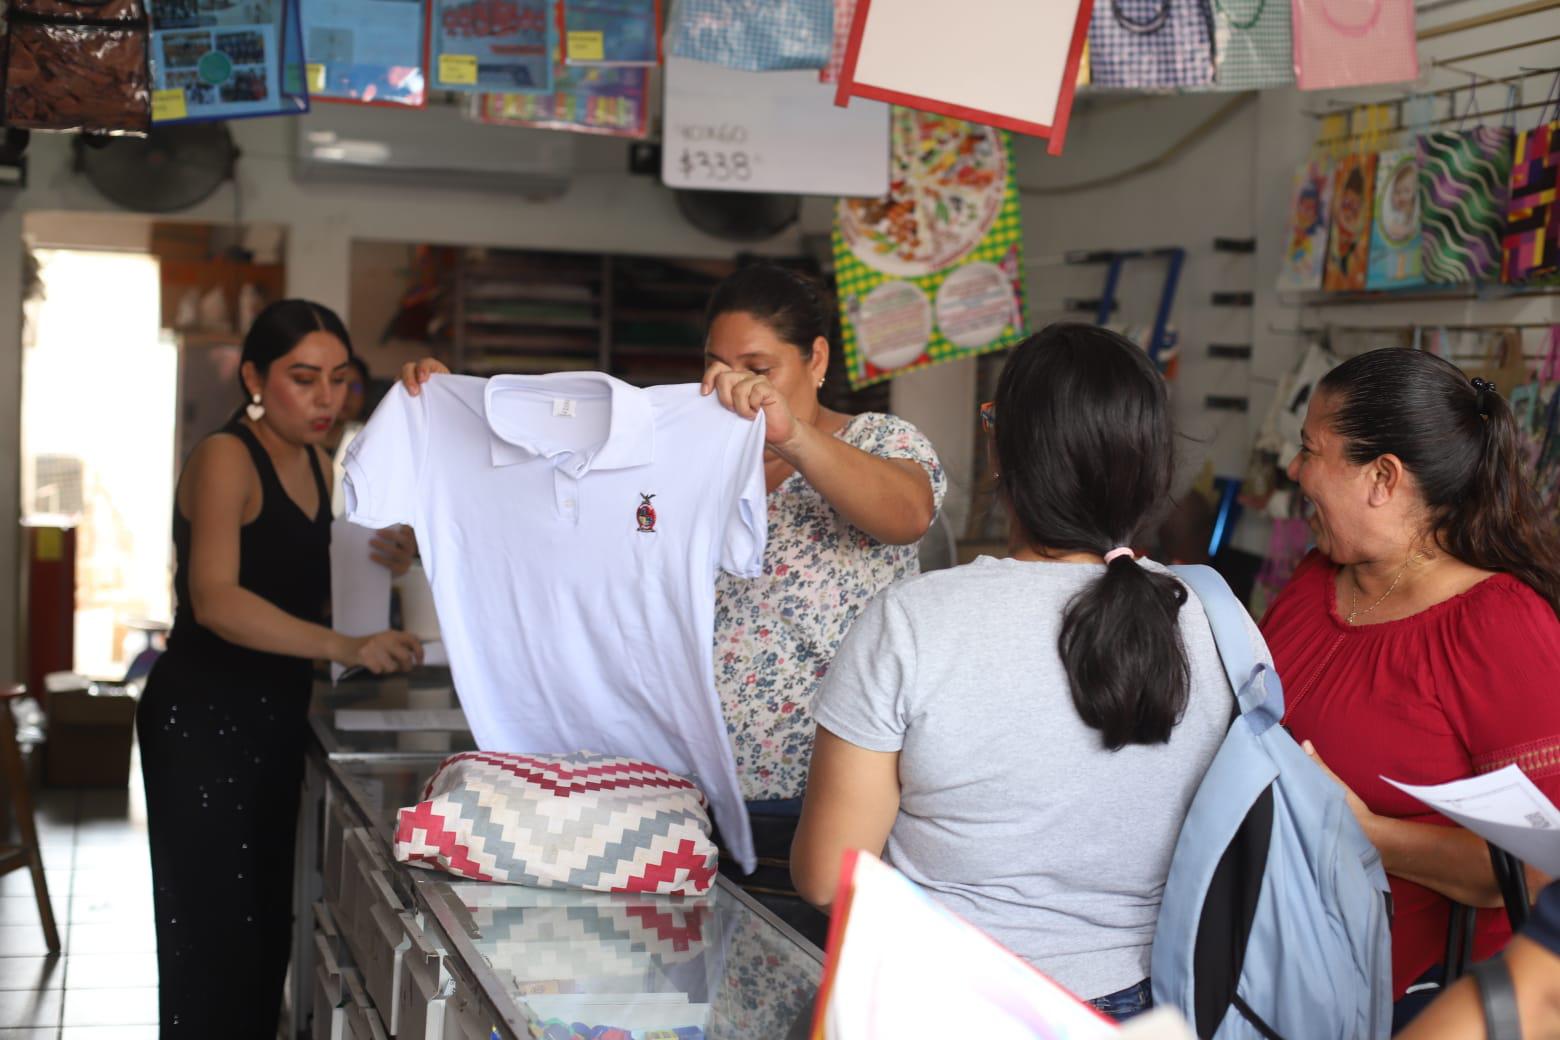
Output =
[{"x1": 1153, "y1": 565, "x2": 1394, "y2": 1040}]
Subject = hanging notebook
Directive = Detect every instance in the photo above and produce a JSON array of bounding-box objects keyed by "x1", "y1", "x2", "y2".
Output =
[
  {"x1": 835, "y1": 0, "x2": 1091, "y2": 155},
  {"x1": 668, "y1": 0, "x2": 831, "y2": 73},
  {"x1": 1209, "y1": 0, "x2": 1293, "y2": 90},
  {"x1": 301, "y1": 0, "x2": 426, "y2": 106},
  {"x1": 150, "y1": 0, "x2": 308, "y2": 123},
  {"x1": 1291, "y1": 0, "x2": 1417, "y2": 91},
  {"x1": 1502, "y1": 80, "x2": 1560, "y2": 284},
  {"x1": 1323, "y1": 152, "x2": 1376, "y2": 291},
  {"x1": 1367, "y1": 148, "x2": 1424, "y2": 289},
  {"x1": 1088, "y1": 0, "x2": 1215, "y2": 91},
  {"x1": 559, "y1": 0, "x2": 658, "y2": 66},
  {"x1": 1421, "y1": 126, "x2": 1516, "y2": 284},
  {"x1": 1276, "y1": 156, "x2": 1334, "y2": 291},
  {"x1": 431, "y1": 0, "x2": 554, "y2": 94}
]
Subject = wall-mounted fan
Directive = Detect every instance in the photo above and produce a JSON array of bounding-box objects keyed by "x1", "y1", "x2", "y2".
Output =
[
  {"x1": 73, "y1": 123, "x2": 239, "y2": 213},
  {"x1": 674, "y1": 190, "x2": 801, "y2": 243}
]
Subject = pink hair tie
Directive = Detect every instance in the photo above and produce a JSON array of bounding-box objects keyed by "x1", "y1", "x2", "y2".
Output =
[{"x1": 1104, "y1": 547, "x2": 1135, "y2": 564}]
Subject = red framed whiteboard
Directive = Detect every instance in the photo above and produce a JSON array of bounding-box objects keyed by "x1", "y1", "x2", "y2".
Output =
[{"x1": 833, "y1": 0, "x2": 1092, "y2": 156}]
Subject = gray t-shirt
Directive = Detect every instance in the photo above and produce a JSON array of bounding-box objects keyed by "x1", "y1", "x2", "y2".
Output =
[{"x1": 813, "y1": 555, "x2": 1272, "y2": 1001}]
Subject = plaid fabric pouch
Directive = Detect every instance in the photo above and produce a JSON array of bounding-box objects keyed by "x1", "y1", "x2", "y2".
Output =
[
  {"x1": 1209, "y1": 0, "x2": 1293, "y2": 90},
  {"x1": 394, "y1": 751, "x2": 719, "y2": 895},
  {"x1": 669, "y1": 0, "x2": 831, "y2": 72},
  {"x1": 1088, "y1": 0, "x2": 1215, "y2": 90}
]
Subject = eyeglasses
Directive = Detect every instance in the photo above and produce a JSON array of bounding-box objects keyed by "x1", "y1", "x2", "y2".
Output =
[{"x1": 979, "y1": 400, "x2": 995, "y2": 432}]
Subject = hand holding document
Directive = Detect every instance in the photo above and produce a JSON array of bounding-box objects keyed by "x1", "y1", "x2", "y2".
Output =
[
  {"x1": 1383, "y1": 765, "x2": 1560, "y2": 875},
  {"x1": 813, "y1": 851, "x2": 1197, "y2": 1039}
]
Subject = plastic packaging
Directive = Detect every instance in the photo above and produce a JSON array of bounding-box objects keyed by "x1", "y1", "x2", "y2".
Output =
[{"x1": 3, "y1": 0, "x2": 152, "y2": 133}]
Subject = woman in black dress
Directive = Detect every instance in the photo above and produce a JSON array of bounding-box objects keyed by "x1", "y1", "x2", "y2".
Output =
[{"x1": 138, "y1": 300, "x2": 422, "y2": 1038}]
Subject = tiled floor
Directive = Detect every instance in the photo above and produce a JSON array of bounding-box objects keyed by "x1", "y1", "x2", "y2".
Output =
[{"x1": 1, "y1": 766, "x2": 160, "y2": 1039}]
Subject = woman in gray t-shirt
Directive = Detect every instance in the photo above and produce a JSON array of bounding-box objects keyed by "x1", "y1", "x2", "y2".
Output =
[{"x1": 792, "y1": 323, "x2": 1270, "y2": 1022}]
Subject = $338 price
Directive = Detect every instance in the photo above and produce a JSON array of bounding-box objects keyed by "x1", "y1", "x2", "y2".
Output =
[{"x1": 678, "y1": 148, "x2": 754, "y2": 182}]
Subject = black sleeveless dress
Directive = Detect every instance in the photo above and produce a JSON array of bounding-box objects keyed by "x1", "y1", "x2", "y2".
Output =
[{"x1": 137, "y1": 419, "x2": 331, "y2": 1039}]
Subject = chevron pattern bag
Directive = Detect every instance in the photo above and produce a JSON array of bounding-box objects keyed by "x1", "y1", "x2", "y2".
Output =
[
  {"x1": 393, "y1": 751, "x2": 719, "y2": 895},
  {"x1": 1420, "y1": 126, "x2": 1515, "y2": 283}
]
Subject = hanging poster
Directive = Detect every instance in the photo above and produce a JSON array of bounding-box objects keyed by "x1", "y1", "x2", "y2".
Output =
[
  {"x1": 1323, "y1": 153, "x2": 1376, "y2": 292},
  {"x1": 1421, "y1": 126, "x2": 1515, "y2": 284},
  {"x1": 1366, "y1": 148, "x2": 1424, "y2": 290},
  {"x1": 1276, "y1": 157, "x2": 1334, "y2": 291},
  {"x1": 470, "y1": 65, "x2": 648, "y2": 137},
  {"x1": 152, "y1": 0, "x2": 308, "y2": 122},
  {"x1": 669, "y1": 0, "x2": 832, "y2": 73},
  {"x1": 431, "y1": 0, "x2": 554, "y2": 94},
  {"x1": 1503, "y1": 118, "x2": 1560, "y2": 284},
  {"x1": 558, "y1": 0, "x2": 658, "y2": 66},
  {"x1": 834, "y1": 112, "x2": 1025, "y2": 390},
  {"x1": 302, "y1": 0, "x2": 426, "y2": 105},
  {"x1": 835, "y1": 0, "x2": 1091, "y2": 156}
]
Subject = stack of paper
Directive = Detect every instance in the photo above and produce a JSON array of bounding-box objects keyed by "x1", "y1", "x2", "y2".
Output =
[{"x1": 1385, "y1": 764, "x2": 1560, "y2": 875}]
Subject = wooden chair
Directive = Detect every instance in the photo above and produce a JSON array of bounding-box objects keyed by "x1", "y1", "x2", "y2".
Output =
[{"x1": 0, "y1": 683, "x2": 61, "y2": 953}]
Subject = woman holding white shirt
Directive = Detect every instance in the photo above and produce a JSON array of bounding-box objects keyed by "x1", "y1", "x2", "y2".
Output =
[{"x1": 399, "y1": 263, "x2": 944, "y2": 938}]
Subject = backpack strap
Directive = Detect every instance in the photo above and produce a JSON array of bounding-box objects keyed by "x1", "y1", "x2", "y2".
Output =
[{"x1": 1172, "y1": 564, "x2": 1286, "y2": 735}]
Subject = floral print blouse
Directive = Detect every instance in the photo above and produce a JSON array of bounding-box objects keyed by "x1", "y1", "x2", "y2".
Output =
[{"x1": 714, "y1": 412, "x2": 947, "y2": 801}]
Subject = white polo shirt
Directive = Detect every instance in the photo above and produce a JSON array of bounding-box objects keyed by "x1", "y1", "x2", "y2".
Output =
[{"x1": 343, "y1": 373, "x2": 768, "y2": 871}]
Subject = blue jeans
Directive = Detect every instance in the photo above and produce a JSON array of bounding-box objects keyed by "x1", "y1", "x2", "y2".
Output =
[{"x1": 1088, "y1": 979, "x2": 1153, "y2": 1022}]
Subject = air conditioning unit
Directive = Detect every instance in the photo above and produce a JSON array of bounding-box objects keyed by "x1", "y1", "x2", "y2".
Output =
[{"x1": 293, "y1": 101, "x2": 576, "y2": 197}]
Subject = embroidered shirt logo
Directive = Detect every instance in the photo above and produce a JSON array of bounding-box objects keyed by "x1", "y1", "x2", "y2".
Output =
[{"x1": 635, "y1": 493, "x2": 657, "y2": 533}]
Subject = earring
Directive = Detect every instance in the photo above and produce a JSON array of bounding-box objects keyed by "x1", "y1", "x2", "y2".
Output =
[
  {"x1": 246, "y1": 392, "x2": 265, "y2": 421},
  {"x1": 817, "y1": 376, "x2": 826, "y2": 389}
]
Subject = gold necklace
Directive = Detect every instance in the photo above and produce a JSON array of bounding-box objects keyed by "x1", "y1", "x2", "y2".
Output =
[{"x1": 1345, "y1": 553, "x2": 1423, "y2": 625}]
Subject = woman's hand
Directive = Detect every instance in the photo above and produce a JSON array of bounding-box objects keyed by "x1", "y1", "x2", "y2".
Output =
[
  {"x1": 701, "y1": 360, "x2": 801, "y2": 451},
  {"x1": 369, "y1": 525, "x2": 416, "y2": 578},
  {"x1": 336, "y1": 630, "x2": 423, "y2": 674},
  {"x1": 399, "y1": 357, "x2": 450, "y2": 397},
  {"x1": 1303, "y1": 740, "x2": 1376, "y2": 830}
]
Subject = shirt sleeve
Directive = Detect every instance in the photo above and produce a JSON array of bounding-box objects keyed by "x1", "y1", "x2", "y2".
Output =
[
  {"x1": 342, "y1": 383, "x2": 429, "y2": 530},
  {"x1": 1525, "y1": 881, "x2": 1560, "y2": 958},
  {"x1": 718, "y1": 410, "x2": 768, "y2": 578},
  {"x1": 1444, "y1": 580, "x2": 1560, "y2": 789},
  {"x1": 812, "y1": 589, "x2": 916, "y2": 753},
  {"x1": 854, "y1": 413, "x2": 948, "y2": 518}
]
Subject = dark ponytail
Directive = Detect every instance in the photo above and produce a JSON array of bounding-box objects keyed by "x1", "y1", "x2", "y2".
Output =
[
  {"x1": 993, "y1": 324, "x2": 1191, "y2": 750},
  {"x1": 1320, "y1": 349, "x2": 1560, "y2": 618}
]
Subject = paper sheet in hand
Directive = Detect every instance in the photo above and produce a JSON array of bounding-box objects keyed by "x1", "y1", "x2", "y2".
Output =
[
  {"x1": 330, "y1": 519, "x2": 391, "y2": 682},
  {"x1": 816, "y1": 851, "x2": 1116, "y2": 1038},
  {"x1": 1384, "y1": 765, "x2": 1560, "y2": 875}
]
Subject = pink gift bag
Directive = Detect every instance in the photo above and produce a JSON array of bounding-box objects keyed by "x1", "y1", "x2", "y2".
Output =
[{"x1": 1292, "y1": 0, "x2": 1418, "y2": 91}]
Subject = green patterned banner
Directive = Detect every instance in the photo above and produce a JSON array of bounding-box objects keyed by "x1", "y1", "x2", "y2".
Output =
[{"x1": 834, "y1": 110, "x2": 1027, "y2": 391}]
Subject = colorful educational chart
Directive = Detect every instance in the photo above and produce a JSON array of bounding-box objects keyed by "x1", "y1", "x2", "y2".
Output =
[
  {"x1": 152, "y1": 0, "x2": 308, "y2": 122},
  {"x1": 1276, "y1": 157, "x2": 1333, "y2": 291},
  {"x1": 302, "y1": 0, "x2": 425, "y2": 105},
  {"x1": 1323, "y1": 153, "x2": 1376, "y2": 292},
  {"x1": 433, "y1": 0, "x2": 555, "y2": 94},
  {"x1": 834, "y1": 111, "x2": 1025, "y2": 390},
  {"x1": 559, "y1": 0, "x2": 658, "y2": 66},
  {"x1": 1367, "y1": 148, "x2": 1424, "y2": 289},
  {"x1": 471, "y1": 65, "x2": 648, "y2": 137}
]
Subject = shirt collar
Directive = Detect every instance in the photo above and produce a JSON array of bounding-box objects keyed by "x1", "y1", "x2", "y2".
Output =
[{"x1": 484, "y1": 372, "x2": 655, "y2": 473}]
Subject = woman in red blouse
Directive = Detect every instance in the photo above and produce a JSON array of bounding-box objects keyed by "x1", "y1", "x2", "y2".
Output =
[{"x1": 1261, "y1": 348, "x2": 1560, "y2": 1030}]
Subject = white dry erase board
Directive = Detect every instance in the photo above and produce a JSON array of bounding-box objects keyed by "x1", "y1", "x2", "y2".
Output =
[
  {"x1": 837, "y1": 0, "x2": 1090, "y2": 155},
  {"x1": 661, "y1": 56, "x2": 890, "y2": 197}
]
